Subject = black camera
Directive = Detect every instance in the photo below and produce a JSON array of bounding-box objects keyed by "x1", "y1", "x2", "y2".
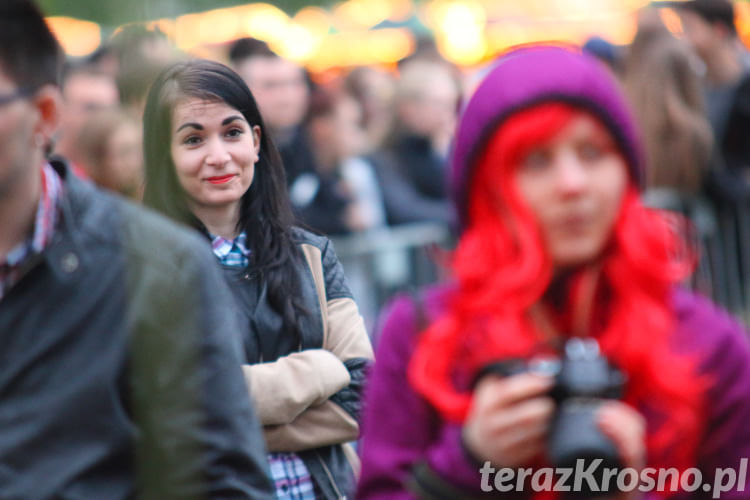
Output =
[
  {"x1": 548, "y1": 338, "x2": 626, "y2": 496},
  {"x1": 476, "y1": 338, "x2": 626, "y2": 496}
]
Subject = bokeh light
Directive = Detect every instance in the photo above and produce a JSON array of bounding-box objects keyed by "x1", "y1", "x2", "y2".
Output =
[
  {"x1": 47, "y1": 0, "x2": 750, "y2": 69},
  {"x1": 47, "y1": 17, "x2": 101, "y2": 57}
]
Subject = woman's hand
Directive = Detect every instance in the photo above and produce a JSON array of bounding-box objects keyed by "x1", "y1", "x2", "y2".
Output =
[
  {"x1": 597, "y1": 401, "x2": 647, "y2": 500},
  {"x1": 462, "y1": 373, "x2": 555, "y2": 468}
]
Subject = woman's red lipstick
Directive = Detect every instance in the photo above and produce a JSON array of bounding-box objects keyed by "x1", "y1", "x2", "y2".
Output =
[{"x1": 205, "y1": 174, "x2": 235, "y2": 184}]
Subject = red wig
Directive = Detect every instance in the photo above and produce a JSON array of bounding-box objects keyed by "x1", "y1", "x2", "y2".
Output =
[{"x1": 408, "y1": 103, "x2": 704, "y2": 473}]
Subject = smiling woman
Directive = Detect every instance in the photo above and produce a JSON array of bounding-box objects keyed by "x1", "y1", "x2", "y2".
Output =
[
  {"x1": 141, "y1": 59, "x2": 373, "y2": 500},
  {"x1": 170, "y1": 98, "x2": 261, "y2": 236}
]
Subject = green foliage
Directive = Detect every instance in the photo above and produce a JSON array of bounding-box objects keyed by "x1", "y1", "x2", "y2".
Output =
[{"x1": 37, "y1": 0, "x2": 320, "y2": 27}]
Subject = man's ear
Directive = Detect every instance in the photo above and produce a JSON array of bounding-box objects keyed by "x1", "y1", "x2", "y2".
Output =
[
  {"x1": 713, "y1": 21, "x2": 731, "y2": 41},
  {"x1": 31, "y1": 85, "x2": 62, "y2": 145}
]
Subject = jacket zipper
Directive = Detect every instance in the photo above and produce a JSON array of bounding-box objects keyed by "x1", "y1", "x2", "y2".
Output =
[{"x1": 316, "y1": 451, "x2": 346, "y2": 499}]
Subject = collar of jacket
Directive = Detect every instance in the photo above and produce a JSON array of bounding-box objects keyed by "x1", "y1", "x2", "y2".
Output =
[{"x1": 36, "y1": 157, "x2": 94, "y2": 284}]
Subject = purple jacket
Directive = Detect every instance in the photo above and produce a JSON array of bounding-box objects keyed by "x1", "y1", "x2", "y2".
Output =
[{"x1": 357, "y1": 285, "x2": 750, "y2": 499}]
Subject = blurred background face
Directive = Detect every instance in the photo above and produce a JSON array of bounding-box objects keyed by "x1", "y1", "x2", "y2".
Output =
[
  {"x1": 395, "y1": 61, "x2": 459, "y2": 153},
  {"x1": 398, "y1": 77, "x2": 457, "y2": 139},
  {"x1": 514, "y1": 112, "x2": 628, "y2": 270},
  {"x1": 106, "y1": 121, "x2": 143, "y2": 198},
  {"x1": 75, "y1": 109, "x2": 144, "y2": 200},
  {"x1": 308, "y1": 93, "x2": 367, "y2": 171},
  {"x1": 334, "y1": 95, "x2": 368, "y2": 159},
  {"x1": 235, "y1": 56, "x2": 309, "y2": 132},
  {"x1": 58, "y1": 72, "x2": 119, "y2": 158},
  {"x1": 345, "y1": 66, "x2": 395, "y2": 150},
  {"x1": 678, "y1": 10, "x2": 719, "y2": 60}
]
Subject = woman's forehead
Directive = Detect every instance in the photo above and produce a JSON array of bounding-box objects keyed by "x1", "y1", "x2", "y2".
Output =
[{"x1": 171, "y1": 97, "x2": 244, "y2": 125}]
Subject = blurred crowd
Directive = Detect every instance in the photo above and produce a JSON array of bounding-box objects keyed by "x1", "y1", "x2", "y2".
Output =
[
  {"x1": 59, "y1": 26, "x2": 463, "y2": 238},
  {"x1": 64, "y1": 9, "x2": 748, "y2": 206},
  {"x1": 53, "y1": 0, "x2": 750, "y2": 326},
  {"x1": 61, "y1": 2, "x2": 750, "y2": 251}
]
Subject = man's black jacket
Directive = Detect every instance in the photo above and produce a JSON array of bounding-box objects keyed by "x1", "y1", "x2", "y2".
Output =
[{"x1": 0, "y1": 160, "x2": 274, "y2": 499}]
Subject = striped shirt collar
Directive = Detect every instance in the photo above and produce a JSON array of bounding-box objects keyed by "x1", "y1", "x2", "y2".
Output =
[{"x1": 1, "y1": 163, "x2": 63, "y2": 297}]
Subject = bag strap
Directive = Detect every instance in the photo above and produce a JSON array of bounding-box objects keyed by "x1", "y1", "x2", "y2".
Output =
[{"x1": 410, "y1": 288, "x2": 429, "y2": 333}]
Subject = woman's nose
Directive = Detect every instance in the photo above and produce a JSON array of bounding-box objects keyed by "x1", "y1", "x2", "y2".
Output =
[
  {"x1": 204, "y1": 137, "x2": 231, "y2": 166},
  {"x1": 555, "y1": 150, "x2": 587, "y2": 195}
]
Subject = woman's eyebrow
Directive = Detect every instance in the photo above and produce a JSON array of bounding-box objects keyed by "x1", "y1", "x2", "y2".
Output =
[
  {"x1": 175, "y1": 115, "x2": 245, "y2": 133},
  {"x1": 222, "y1": 115, "x2": 245, "y2": 126},
  {"x1": 176, "y1": 122, "x2": 203, "y2": 133}
]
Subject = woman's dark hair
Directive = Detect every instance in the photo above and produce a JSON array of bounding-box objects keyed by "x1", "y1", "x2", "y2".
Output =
[{"x1": 142, "y1": 59, "x2": 307, "y2": 343}]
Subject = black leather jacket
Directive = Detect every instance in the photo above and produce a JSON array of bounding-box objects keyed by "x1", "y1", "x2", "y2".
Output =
[
  {"x1": 220, "y1": 228, "x2": 374, "y2": 499},
  {"x1": 0, "y1": 161, "x2": 274, "y2": 499}
]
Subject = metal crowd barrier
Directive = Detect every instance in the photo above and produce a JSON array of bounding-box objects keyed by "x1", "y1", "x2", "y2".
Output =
[
  {"x1": 642, "y1": 189, "x2": 750, "y2": 327},
  {"x1": 331, "y1": 222, "x2": 453, "y2": 335},
  {"x1": 333, "y1": 195, "x2": 750, "y2": 338}
]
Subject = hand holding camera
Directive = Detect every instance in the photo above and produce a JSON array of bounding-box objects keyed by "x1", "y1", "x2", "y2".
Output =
[
  {"x1": 462, "y1": 338, "x2": 646, "y2": 497},
  {"x1": 463, "y1": 371, "x2": 555, "y2": 468}
]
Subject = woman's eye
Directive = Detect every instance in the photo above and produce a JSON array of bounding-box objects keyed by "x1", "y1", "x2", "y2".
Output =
[
  {"x1": 579, "y1": 142, "x2": 605, "y2": 160},
  {"x1": 183, "y1": 136, "x2": 202, "y2": 146},
  {"x1": 226, "y1": 128, "x2": 244, "y2": 138},
  {"x1": 522, "y1": 149, "x2": 551, "y2": 170}
]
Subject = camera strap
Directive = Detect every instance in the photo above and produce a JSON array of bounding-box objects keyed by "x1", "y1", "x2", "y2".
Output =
[{"x1": 528, "y1": 262, "x2": 603, "y2": 350}]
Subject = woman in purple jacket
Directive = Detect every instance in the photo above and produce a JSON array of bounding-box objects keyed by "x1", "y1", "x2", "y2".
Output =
[{"x1": 357, "y1": 45, "x2": 750, "y2": 499}]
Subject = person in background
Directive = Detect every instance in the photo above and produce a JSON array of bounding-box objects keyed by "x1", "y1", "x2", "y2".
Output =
[
  {"x1": 369, "y1": 58, "x2": 459, "y2": 227},
  {"x1": 229, "y1": 37, "x2": 312, "y2": 184},
  {"x1": 0, "y1": 1, "x2": 275, "y2": 498},
  {"x1": 582, "y1": 35, "x2": 625, "y2": 75},
  {"x1": 396, "y1": 36, "x2": 447, "y2": 71},
  {"x1": 670, "y1": 0, "x2": 750, "y2": 202},
  {"x1": 112, "y1": 25, "x2": 182, "y2": 117},
  {"x1": 667, "y1": 0, "x2": 750, "y2": 309},
  {"x1": 230, "y1": 38, "x2": 309, "y2": 144},
  {"x1": 142, "y1": 59, "x2": 374, "y2": 500},
  {"x1": 624, "y1": 9, "x2": 713, "y2": 195},
  {"x1": 229, "y1": 37, "x2": 354, "y2": 235},
  {"x1": 85, "y1": 43, "x2": 120, "y2": 79},
  {"x1": 75, "y1": 109, "x2": 144, "y2": 200},
  {"x1": 306, "y1": 84, "x2": 388, "y2": 330},
  {"x1": 357, "y1": 45, "x2": 750, "y2": 498},
  {"x1": 53, "y1": 63, "x2": 119, "y2": 176},
  {"x1": 306, "y1": 86, "x2": 386, "y2": 234},
  {"x1": 344, "y1": 66, "x2": 396, "y2": 153}
]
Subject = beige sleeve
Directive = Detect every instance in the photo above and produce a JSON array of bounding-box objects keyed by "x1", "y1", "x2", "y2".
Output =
[
  {"x1": 260, "y1": 243, "x2": 375, "y2": 452},
  {"x1": 257, "y1": 299, "x2": 371, "y2": 449},
  {"x1": 301, "y1": 243, "x2": 374, "y2": 363},
  {"x1": 243, "y1": 349, "x2": 350, "y2": 426},
  {"x1": 325, "y1": 296, "x2": 374, "y2": 362},
  {"x1": 263, "y1": 400, "x2": 359, "y2": 452}
]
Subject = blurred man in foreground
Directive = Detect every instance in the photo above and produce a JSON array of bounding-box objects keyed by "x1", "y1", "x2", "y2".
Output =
[{"x1": 0, "y1": 1, "x2": 274, "y2": 498}]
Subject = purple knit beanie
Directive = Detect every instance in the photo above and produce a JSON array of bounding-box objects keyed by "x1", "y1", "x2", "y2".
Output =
[{"x1": 450, "y1": 45, "x2": 645, "y2": 228}]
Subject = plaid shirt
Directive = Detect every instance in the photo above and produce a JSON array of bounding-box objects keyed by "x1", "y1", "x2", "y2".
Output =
[
  {"x1": 267, "y1": 453, "x2": 318, "y2": 500},
  {"x1": 210, "y1": 233, "x2": 320, "y2": 500},
  {"x1": 0, "y1": 164, "x2": 63, "y2": 300},
  {"x1": 211, "y1": 231, "x2": 251, "y2": 268}
]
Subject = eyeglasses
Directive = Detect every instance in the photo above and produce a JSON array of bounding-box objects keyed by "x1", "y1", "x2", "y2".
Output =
[{"x1": 0, "y1": 87, "x2": 33, "y2": 107}]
